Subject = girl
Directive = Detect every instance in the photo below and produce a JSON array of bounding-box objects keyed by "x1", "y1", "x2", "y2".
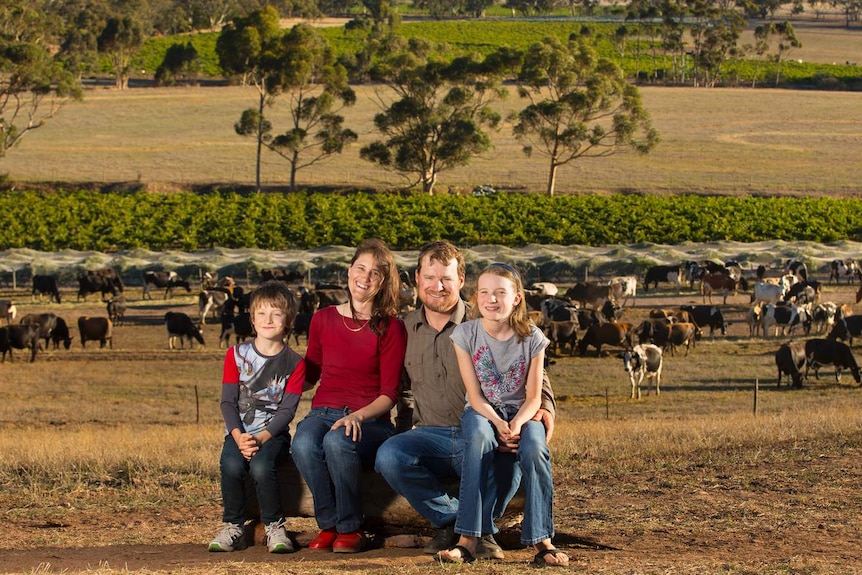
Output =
[{"x1": 441, "y1": 263, "x2": 569, "y2": 567}]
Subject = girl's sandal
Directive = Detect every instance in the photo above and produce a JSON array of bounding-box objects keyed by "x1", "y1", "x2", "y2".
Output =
[{"x1": 532, "y1": 548, "x2": 569, "y2": 567}]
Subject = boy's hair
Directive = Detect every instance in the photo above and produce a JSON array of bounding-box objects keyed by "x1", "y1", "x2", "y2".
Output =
[
  {"x1": 249, "y1": 280, "x2": 298, "y2": 334},
  {"x1": 416, "y1": 240, "x2": 466, "y2": 279},
  {"x1": 470, "y1": 263, "x2": 532, "y2": 341}
]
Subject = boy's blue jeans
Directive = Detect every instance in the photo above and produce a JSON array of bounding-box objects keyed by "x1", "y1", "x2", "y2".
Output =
[{"x1": 219, "y1": 433, "x2": 289, "y2": 526}]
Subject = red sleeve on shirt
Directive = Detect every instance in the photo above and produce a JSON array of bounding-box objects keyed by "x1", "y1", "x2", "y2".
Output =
[
  {"x1": 223, "y1": 347, "x2": 239, "y2": 384},
  {"x1": 286, "y1": 357, "x2": 306, "y2": 396}
]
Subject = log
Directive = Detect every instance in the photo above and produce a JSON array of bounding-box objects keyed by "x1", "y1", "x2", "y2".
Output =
[{"x1": 249, "y1": 456, "x2": 525, "y2": 530}]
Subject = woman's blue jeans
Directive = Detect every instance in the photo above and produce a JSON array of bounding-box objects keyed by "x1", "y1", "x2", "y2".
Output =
[
  {"x1": 219, "y1": 433, "x2": 289, "y2": 526},
  {"x1": 291, "y1": 406, "x2": 395, "y2": 533},
  {"x1": 456, "y1": 406, "x2": 555, "y2": 545}
]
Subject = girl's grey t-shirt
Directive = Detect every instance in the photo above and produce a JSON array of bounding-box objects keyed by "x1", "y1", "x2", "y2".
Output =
[{"x1": 451, "y1": 320, "x2": 549, "y2": 410}]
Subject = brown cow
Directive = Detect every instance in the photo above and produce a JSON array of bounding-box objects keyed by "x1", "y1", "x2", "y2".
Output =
[
  {"x1": 78, "y1": 316, "x2": 113, "y2": 349},
  {"x1": 668, "y1": 322, "x2": 700, "y2": 357},
  {"x1": 578, "y1": 322, "x2": 632, "y2": 356},
  {"x1": 701, "y1": 272, "x2": 746, "y2": 305}
]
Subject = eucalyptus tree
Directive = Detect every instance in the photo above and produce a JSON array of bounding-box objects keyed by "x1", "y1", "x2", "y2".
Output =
[
  {"x1": 217, "y1": 6, "x2": 283, "y2": 189},
  {"x1": 513, "y1": 36, "x2": 658, "y2": 196},
  {"x1": 265, "y1": 24, "x2": 357, "y2": 192},
  {"x1": 97, "y1": 16, "x2": 145, "y2": 89},
  {"x1": 360, "y1": 38, "x2": 512, "y2": 195},
  {"x1": 0, "y1": 1, "x2": 82, "y2": 161},
  {"x1": 757, "y1": 22, "x2": 801, "y2": 86}
]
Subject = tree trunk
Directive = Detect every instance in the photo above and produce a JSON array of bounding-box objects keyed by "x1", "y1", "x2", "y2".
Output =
[
  {"x1": 546, "y1": 162, "x2": 558, "y2": 196},
  {"x1": 255, "y1": 93, "x2": 265, "y2": 192}
]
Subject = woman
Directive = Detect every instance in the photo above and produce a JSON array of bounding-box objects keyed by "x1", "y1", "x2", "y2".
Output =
[{"x1": 291, "y1": 238, "x2": 408, "y2": 553}]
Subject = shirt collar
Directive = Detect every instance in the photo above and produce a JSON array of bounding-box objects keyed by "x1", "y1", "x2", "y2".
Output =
[{"x1": 407, "y1": 298, "x2": 468, "y2": 332}]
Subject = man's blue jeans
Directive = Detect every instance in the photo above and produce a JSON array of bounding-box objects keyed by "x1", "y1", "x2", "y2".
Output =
[
  {"x1": 457, "y1": 407, "x2": 554, "y2": 545},
  {"x1": 291, "y1": 407, "x2": 395, "y2": 533},
  {"x1": 375, "y1": 423, "x2": 521, "y2": 532},
  {"x1": 219, "y1": 433, "x2": 289, "y2": 526}
]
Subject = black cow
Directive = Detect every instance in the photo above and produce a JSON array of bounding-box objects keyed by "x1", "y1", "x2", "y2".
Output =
[
  {"x1": 19, "y1": 313, "x2": 72, "y2": 351},
  {"x1": 775, "y1": 341, "x2": 806, "y2": 387},
  {"x1": 679, "y1": 305, "x2": 727, "y2": 337},
  {"x1": 165, "y1": 311, "x2": 205, "y2": 350},
  {"x1": 804, "y1": 338, "x2": 861, "y2": 384},
  {"x1": 827, "y1": 314, "x2": 862, "y2": 346},
  {"x1": 32, "y1": 274, "x2": 62, "y2": 303},
  {"x1": 545, "y1": 319, "x2": 580, "y2": 356},
  {"x1": 219, "y1": 309, "x2": 253, "y2": 348},
  {"x1": 0, "y1": 323, "x2": 40, "y2": 363},
  {"x1": 143, "y1": 270, "x2": 192, "y2": 300},
  {"x1": 78, "y1": 268, "x2": 124, "y2": 301},
  {"x1": 643, "y1": 265, "x2": 682, "y2": 294},
  {"x1": 289, "y1": 312, "x2": 312, "y2": 345},
  {"x1": 78, "y1": 316, "x2": 113, "y2": 348}
]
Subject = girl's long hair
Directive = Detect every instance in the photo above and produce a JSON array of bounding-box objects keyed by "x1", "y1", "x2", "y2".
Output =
[{"x1": 470, "y1": 263, "x2": 532, "y2": 342}]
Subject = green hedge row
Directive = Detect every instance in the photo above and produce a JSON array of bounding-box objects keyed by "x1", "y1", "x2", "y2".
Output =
[{"x1": 2, "y1": 190, "x2": 861, "y2": 252}]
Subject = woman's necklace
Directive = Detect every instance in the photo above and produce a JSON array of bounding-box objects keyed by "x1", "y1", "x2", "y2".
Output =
[{"x1": 340, "y1": 303, "x2": 370, "y2": 333}]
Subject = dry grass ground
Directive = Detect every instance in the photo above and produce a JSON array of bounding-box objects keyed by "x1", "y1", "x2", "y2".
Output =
[
  {"x1": 2, "y1": 274, "x2": 862, "y2": 574},
  {"x1": 2, "y1": 85, "x2": 860, "y2": 196}
]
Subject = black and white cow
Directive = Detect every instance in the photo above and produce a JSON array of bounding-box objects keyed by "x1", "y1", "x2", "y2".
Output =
[
  {"x1": 679, "y1": 305, "x2": 727, "y2": 337},
  {"x1": 198, "y1": 288, "x2": 233, "y2": 325},
  {"x1": 165, "y1": 311, "x2": 205, "y2": 350},
  {"x1": 828, "y1": 259, "x2": 860, "y2": 285},
  {"x1": 642, "y1": 265, "x2": 682, "y2": 294},
  {"x1": 761, "y1": 303, "x2": 812, "y2": 338},
  {"x1": 0, "y1": 300, "x2": 16, "y2": 325},
  {"x1": 784, "y1": 259, "x2": 808, "y2": 282},
  {"x1": 621, "y1": 343, "x2": 663, "y2": 399},
  {"x1": 143, "y1": 270, "x2": 192, "y2": 300},
  {"x1": 827, "y1": 313, "x2": 862, "y2": 346},
  {"x1": 32, "y1": 274, "x2": 62, "y2": 303}
]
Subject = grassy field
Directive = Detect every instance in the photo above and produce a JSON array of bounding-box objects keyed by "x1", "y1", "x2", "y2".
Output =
[
  {"x1": 3, "y1": 85, "x2": 860, "y2": 196},
  {"x1": 3, "y1": 276, "x2": 862, "y2": 573}
]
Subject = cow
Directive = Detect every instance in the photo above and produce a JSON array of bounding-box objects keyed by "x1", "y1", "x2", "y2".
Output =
[
  {"x1": 219, "y1": 309, "x2": 253, "y2": 348},
  {"x1": 198, "y1": 288, "x2": 233, "y2": 325},
  {"x1": 827, "y1": 313, "x2": 862, "y2": 346},
  {"x1": 165, "y1": 312, "x2": 205, "y2": 350},
  {"x1": 565, "y1": 282, "x2": 610, "y2": 309},
  {"x1": 679, "y1": 305, "x2": 727, "y2": 337},
  {"x1": 260, "y1": 268, "x2": 304, "y2": 283},
  {"x1": 700, "y1": 272, "x2": 746, "y2": 305},
  {"x1": 811, "y1": 302, "x2": 839, "y2": 335},
  {"x1": 667, "y1": 322, "x2": 700, "y2": 357},
  {"x1": 578, "y1": 322, "x2": 632, "y2": 356},
  {"x1": 643, "y1": 265, "x2": 683, "y2": 294},
  {"x1": 828, "y1": 259, "x2": 859, "y2": 285},
  {"x1": 545, "y1": 319, "x2": 580, "y2": 357},
  {"x1": 19, "y1": 313, "x2": 72, "y2": 351},
  {"x1": 143, "y1": 270, "x2": 192, "y2": 300},
  {"x1": 804, "y1": 338, "x2": 861, "y2": 384},
  {"x1": 745, "y1": 303, "x2": 763, "y2": 338},
  {"x1": 0, "y1": 323, "x2": 40, "y2": 363},
  {"x1": 621, "y1": 343, "x2": 663, "y2": 399},
  {"x1": 540, "y1": 298, "x2": 578, "y2": 324},
  {"x1": 315, "y1": 288, "x2": 349, "y2": 309},
  {"x1": 608, "y1": 276, "x2": 637, "y2": 306},
  {"x1": 77, "y1": 268, "x2": 124, "y2": 301},
  {"x1": 761, "y1": 303, "x2": 812, "y2": 338},
  {"x1": 0, "y1": 300, "x2": 16, "y2": 325},
  {"x1": 32, "y1": 274, "x2": 62, "y2": 303},
  {"x1": 77, "y1": 316, "x2": 113, "y2": 349},
  {"x1": 632, "y1": 318, "x2": 672, "y2": 350},
  {"x1": 783, "y1": 280, "x2": 821, "y2": 305},
  {"x1": 289, "y1": 312, "x2": 312, "y2": 345},
  {"x1": 775, "y1": 340, "x2": 807, "y2": 388},
  {"x1": 784, "y1": 259, "x2": 808, "y2": 282},
  {"x1": 106, "y1": 295, "x2": 127, "y2": 326},
  {"x1": 599, "y1": 299, "x2": 622, "y2": 323},
  {"x1": 527, "y1": 282, "x2": 559, "y2": 297}
]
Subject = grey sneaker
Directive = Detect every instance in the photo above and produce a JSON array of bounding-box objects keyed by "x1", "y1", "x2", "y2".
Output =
[
  {"x1": 208, "y1": 522, "x2": 246, "y2": 552},
  {"x1": 265, "y1": 519, "x2": 295, "y2": 553},
  {"x1": 476, "y1": 533, "x2": 505, "y2": 560},
  {"x1": 423, "y1": 523, "x2": 456, "y2": 554}
]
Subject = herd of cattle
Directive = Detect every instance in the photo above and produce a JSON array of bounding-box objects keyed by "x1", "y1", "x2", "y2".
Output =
[{"x1": 3, "y1": 259, "x2": 862, "y2": 399}]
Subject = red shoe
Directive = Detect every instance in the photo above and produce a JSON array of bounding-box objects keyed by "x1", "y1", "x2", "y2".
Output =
[
  {"x1": 332, "y1": 531, "x2": 366, "y2": 553},
  {"x1": 308, "y1": 528, "x2": 338, "y2": 551}
]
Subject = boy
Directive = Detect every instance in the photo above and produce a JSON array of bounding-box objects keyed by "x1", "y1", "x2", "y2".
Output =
[{"x1": 209, "y1": 280, "x2": 306, "y2": 553}]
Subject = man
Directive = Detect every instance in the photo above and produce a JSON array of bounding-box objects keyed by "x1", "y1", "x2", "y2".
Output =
[{"x1": 375, "y1": 240, "x2": 555, "y2": 559}]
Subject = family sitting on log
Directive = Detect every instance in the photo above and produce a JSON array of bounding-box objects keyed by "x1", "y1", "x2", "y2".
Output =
[{"x1": 208, "y1": 239, "x2": 568, "y2": 567}]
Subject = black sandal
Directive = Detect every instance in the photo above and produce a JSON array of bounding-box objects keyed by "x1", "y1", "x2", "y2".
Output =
[
  {"x1": 437, "y1": 544, "x2": 477, "y2": 564},
  {"x1": 532, "y1": 548, "x2": 569, "y2": 567}
]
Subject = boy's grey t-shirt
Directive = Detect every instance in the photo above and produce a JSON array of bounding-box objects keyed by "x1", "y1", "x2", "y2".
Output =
[{"x1": 451, "y1": 319, "x2": 549, "y2": 410}]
